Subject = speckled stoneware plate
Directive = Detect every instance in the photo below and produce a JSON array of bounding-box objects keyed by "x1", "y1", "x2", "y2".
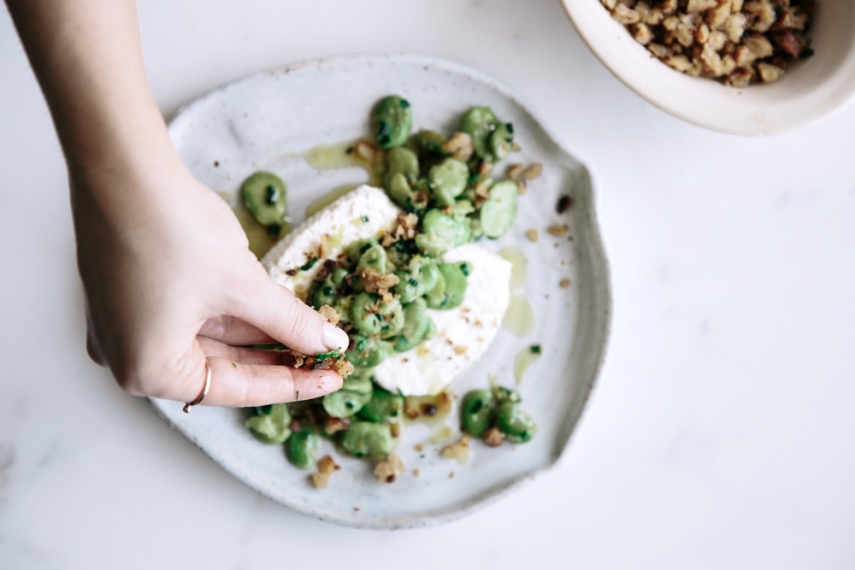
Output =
[{"x1": 152, "y1": 53, "x2": 611, "y2": 529}]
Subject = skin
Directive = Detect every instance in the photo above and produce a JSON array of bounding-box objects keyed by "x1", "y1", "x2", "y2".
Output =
[{"x1": 5, "y1": 0, "x2": 346, "y2": 407}]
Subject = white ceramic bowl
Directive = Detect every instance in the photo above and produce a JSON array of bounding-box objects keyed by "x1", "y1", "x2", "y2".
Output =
[{"x1": 560, "y1": 0, "x2": 855, "y2": 135}]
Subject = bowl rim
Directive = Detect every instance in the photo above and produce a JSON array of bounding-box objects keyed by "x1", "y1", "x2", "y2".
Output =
[{"x1": 559, "y1": 0, "x2": 855, "y2": 136}]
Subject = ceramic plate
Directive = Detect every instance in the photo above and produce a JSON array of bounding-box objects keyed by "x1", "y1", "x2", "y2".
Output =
[{"x1": 152, "y1": 54, "x2": 611, "y2": 529}]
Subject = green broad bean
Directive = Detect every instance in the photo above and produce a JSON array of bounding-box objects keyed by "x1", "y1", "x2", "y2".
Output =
[
  {"x1": 386, "y1": 147, "x2": 420, "y2": 185},
  {"x1": 340, "y1": 422, "x2": 394, "y2": 458},
  {"x1": 428, "y1": 158, "x2": 469, "y2": 207},
  {"x1": 241, "y1": 171, "x2": 287, "y2": 227},
  {"x1": 426, "y1": 263, "x2": 468, "y2": 310},
  {"x1": 351, "y1": 293, "x2": 404, "y2": 338},
  {"x1": 422, "y1": 318, "x2": 437, "y2": 340},
  {"x1": 371, "y1": 95, "x2": 412, "y2": 148},
  {"x1": 310, "y1": 274, "x2": 339, "y2": 310},
  {"x1": 408, "y1": 129, "x2": 447, "y2": 157},
  {"x1": 392, "y1": 298, "x2": 431, "y2": 352},
  {"x1": 322, "y1": 388, "x2": 372, "y2": 418},
  {"x1": 356, "y1": 242, "x2": 390, "y2": 275},
  {"x1": 333, "y1": 294, "x2": 355, "y2": 324},
  {"x1": 459, "y1": 106, "x2": 499, "y2": 160},
  {"x1": 488, "y1": 122, "x2": 514, "y2": 161},
  {"x1": 460, "y1": 389, "x2": 495, "y2": 438},
  {"x1": 469, "y1": 217, "x2": 485, "y2": 240},
  {"x1": 341, "y1": 370, "x2": 374, "y2": 394},
  {"x1": 330, "y1": 267, "x2": 349, "y2": 286},
  {"x1": 450, "y1": 199, "x2": 475, "y2": 221},
  {"x1": 415, "y1": 209, "x2": 471, "y2": 256},
  {"x1": 495, "y1": 402, "x2": 538, "y2": 444},
  {"x1": 479, "y1": 180, "x2": 518, "y2": 239},
  {"x1": 358, "y1": 388, "x2": 405, "y2": 423},
  {"x1": 387, "y1": 172, "x2": 414, "y2": 208},
  {"x1": 285, "y1": 428, "x2": 321, "y2": 468},
  {"x1": 244, "y1": 403, "x2": 292, "y2": 444},
  {"x1": 347, "y1": 334, "x2": 395, "y2": 368},
  {"x1": 424, "y1": 269, "x2": 446, "y2": 308},
  {"x1": 394, "y1": 256, "x2": 440, "y2": 303}
]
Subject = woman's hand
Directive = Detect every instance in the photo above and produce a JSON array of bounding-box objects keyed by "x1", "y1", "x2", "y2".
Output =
[
  {"x1": 74, "y1": 156, "x2": 348, "y2": 407},
  {"x1": 5, "y1": 0, "x2": 349, "y2": 407}
]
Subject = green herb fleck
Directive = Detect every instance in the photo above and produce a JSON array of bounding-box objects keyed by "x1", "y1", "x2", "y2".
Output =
[
  {"x1": 531, "y1": 345, "x2": 541, "y2": 354},
  {"x1": 232, "y1": 362, "x2": 237, "y2": 368},
  {"x1": 315, "y1": 349, "x2": 341, "y2": 361},
  {"x1": 799, "y1": 47, "x2": 815, "y2": 59},
  {"x1": 362, "y1": 215, "x2": 370, "y2": 223},
  {"x1": 265, "y1": 184, "x2": 279, "y2": 205},
  {"x1": 299, "y1": 257, "x2": 319, "y2": 271}
]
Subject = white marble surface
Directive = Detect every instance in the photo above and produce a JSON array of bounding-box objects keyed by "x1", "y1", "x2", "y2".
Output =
[{"x1": 1, "y1": 0, "x2": 854, "y2": 568}]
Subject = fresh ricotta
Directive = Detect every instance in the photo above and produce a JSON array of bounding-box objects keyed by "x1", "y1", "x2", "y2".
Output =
[
  {"x1": 262, "y1": 185, "x2": 512, "y2": 396},
  {"x1": 262, "y1": 185, "x2": 400, "y2": 299}
]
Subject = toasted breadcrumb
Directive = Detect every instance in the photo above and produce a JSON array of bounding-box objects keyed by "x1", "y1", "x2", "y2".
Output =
[
  {"x1": 526, "y1": 229, "x2": 539, "y2": 243},
  {"x1": 547, "y1": 224, "x2": 569, "y2": 237},
  {"x1": 442, "y1": 131, "x2": 474, "y2": 161},
  {"x1": 441, "y1": 435, "x2": 472, "y2": 460},
  {"x1": 374, "y1": 454, "x2": 405, "y2": 483},
  {"x1": 318, "y1": 305, "x2": 341, "y2": 326},
  {"x1": 483, "y1": 427, "x2": 504, "y2": 447},
  {"x1": 601, "y1": 0, "x2": 813, "y2": 85},
  {"x1": 311, "y1": 455, "x2": 341, "y2": 489}
]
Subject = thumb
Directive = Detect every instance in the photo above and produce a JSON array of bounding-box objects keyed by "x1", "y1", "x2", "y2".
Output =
[{"x1": 230, "y1": 272, "x2": 349, "y2": 355}]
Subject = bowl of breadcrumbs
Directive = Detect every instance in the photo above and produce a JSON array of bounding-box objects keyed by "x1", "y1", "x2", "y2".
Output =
[{"x1": 560, "y1": 0, "x2": 855, "y2": 134}]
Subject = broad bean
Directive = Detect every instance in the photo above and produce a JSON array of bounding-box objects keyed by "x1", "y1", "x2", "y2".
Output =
[
  {"x1": 347, "y1": 333, "x2": 395, "y2": 368},
  {"x1": 426, "y1": 262, "x2": 468, "y2": 310},
  {"x1": 285, "y1": 428, "x2": 321, "y2": 468},
  {"x1": 459, "y1": 106, "x2": 499, "y2": 160},
  {"x1": 460, "y1": 390, "x2": 495, "y2": 438},
  {"x1": 340, "y1": 422, "x2": 394, "y2": 458},
  {"x1": 322, "y1": 388, "x2": 372, "y2": 418},
  {"x1": 488, "y1": 122, "x2": 514, "y2": 161},
  {"x1": 358, "y1": 388, "x2": 405, "y2": 424},
  {"x1": 244, "y1": 403, "x2": 292, "y2": 444},
  {"x1": 415, "y1": 209, "x2": 471, "y2": 256},
  {"x1": 387, "y1": 172, "x2": 414, "y2": 208},
  {"x1": 428, "y1": 158, "x2": 469, "y2": 207},
  {"x1": 479, "y1": 180, "x2": 518, "y2": 239},
  {"x1": 371, "y1": 95, "x2": 412, "y2": 148},
  {"x1": 241, "y1": 171, "x2": 288, "y2": 228},
  {"x1": 356, "y1": 242, "x2": 390, "y2": 275},
  {"x1": 394, "y1": 256, "x2": 440, "y2": 303},
  {"x1": 386, "y1": 147, "x2": 420, "y2": 185},
  {"x1": 351, "y1": 292, "x2": 404, "y2": 338},
  {"x1": 408, "y1": 129, "x2": 447, "y2": 157},
  {"x1": 495, "y1": 402, "x2": 537, "y2": 444}
]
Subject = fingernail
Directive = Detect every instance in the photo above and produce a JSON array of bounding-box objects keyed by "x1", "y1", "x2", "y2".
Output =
[{"x1": 322, "y1": 323, "x2": 349, "y2": 353}]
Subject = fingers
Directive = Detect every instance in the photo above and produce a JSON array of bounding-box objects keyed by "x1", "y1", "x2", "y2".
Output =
[
  {"x1": 231, "y1": 279, "x2": 349, "y2": 356},
  {"x1": 86, "y1": 328, "x2": 106, "y2": 366},
  {"x1": 198, "y1": 316, "x2": 275, "y2": 345},
  {"x1": 201, "y1": 356, "x2": 342, "y2": 407},
  {"x1": 161, "y1": 337, "x2": 343, "y2": 407}
]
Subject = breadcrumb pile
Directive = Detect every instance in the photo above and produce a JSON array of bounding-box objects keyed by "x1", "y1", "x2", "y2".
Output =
[{"x1": 601, "y1": 0, "x2": 816, "y2": 86}]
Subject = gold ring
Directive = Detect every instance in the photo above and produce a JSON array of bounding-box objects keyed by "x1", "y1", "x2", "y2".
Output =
[{"x1": 183, "y1": 359, "x2": 212, "y2": 413}]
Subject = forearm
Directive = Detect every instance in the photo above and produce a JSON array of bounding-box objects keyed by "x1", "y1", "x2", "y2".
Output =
[{"x1": 5, "y1": 0, "x2": 178, "y2": 183}]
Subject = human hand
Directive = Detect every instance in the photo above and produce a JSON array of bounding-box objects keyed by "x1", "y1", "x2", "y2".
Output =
[{"x1": 75, "y1": 157, "x2": 349, "y2": 407}]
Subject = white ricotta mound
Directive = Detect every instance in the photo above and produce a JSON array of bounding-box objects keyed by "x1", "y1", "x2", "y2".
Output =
[
  {"x1": 262, "y1": 185, "x2": 400, "y2": 297},
  {"x1": 262, "y1": 184, "x2": 512, "y2": 396},
  {"x1": 372, "y1": 243, "x2": 512, "y2": 396}
]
